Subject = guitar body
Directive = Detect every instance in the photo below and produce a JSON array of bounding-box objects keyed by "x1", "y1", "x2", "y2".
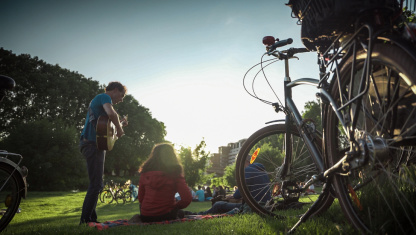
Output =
[{"x1": 96, "y1": 116, "x2": 117, "y2": 151}]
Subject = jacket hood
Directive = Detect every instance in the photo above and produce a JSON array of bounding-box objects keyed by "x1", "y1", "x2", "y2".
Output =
[{"x1": 140, "y1": 171, "x2": 175, "y2": 189}]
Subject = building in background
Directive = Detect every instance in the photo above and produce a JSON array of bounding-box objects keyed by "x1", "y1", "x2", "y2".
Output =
[{"x1": 206, "y1": 139, "x2": 246, "y2": 176}]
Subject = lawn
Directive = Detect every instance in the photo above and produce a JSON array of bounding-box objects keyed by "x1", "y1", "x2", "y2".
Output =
[{"x1": 3, "y1": 191, "x2": 354, "y2": 235}]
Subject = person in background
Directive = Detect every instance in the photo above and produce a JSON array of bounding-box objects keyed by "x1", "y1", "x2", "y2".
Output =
[
  {"x1": 190, "y1": 187, "x2": 198, "y2": 201},
  {"x1": 218, "y1": 186, "x2": 226, "y2": 197},
  {"x1": 211, "y1": 185, "x2": 217, "y2": 198},
  {"x1": 186, "y1": 157, "x2": 271, "y2": 215},
  {"x1": 204, "y1": 186, "x2": 213, "y2": 200},
  {"x1": 138, "y1": 143, "x2": 192, "y2": 222},
  {"x1": 195, "y1": 185, "x2": 205, "y2": 202}
]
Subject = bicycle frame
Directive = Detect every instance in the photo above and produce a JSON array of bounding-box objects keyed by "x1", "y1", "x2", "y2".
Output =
[
  {"x1": 0, "y1": 151, "x2": 28, "y2": 198},
  {"x1": 279, "y1": 58, "x2": 325, "y2": 181},
  {"x1": 280, "y1": 19, "x2": 416, "y2": 182}
]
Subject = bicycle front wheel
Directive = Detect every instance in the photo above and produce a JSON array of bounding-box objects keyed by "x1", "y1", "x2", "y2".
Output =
[
  {"x1": 325, "y1": 43, "x2": 416, "y2": 234},
  {"x1": 0, "y1": 163, "x2": 22, "y2": 232},
  {"x1": 101, "y1": 190, "x2": 113, "y2": 204},
  {"x1": 236, "y1": 124, "x2": 333, "y2": 218}
]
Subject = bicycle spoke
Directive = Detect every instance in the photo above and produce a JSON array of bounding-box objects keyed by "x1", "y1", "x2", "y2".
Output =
[{"x1": 327, "y1": 44, "x2": 416, "y2": 233}]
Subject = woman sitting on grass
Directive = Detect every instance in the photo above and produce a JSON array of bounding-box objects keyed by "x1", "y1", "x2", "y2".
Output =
[{"x1": 138, "y1": 143, "x2": 192, "y2": 222}]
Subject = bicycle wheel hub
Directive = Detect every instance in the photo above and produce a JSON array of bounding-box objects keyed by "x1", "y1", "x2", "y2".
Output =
[{"x1": 353, "y1": 132, "x2": 390, "y2": 168}]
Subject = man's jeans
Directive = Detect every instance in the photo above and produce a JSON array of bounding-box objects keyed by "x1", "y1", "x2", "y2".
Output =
[
  {"x1": 199, "y1": 201, "x2": 241, "y2": 215},
  {"x1": 80, "y1": 142, "x2": 105, "y2": 223}
]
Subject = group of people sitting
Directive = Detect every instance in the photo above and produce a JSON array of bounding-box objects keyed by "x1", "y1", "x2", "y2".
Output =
[
  {"x1": 127, "y1": 143, "x2": 271, "y2": 223},
  {"x1": 189, "y1": 185, "x2": 228, "y2": 202}
]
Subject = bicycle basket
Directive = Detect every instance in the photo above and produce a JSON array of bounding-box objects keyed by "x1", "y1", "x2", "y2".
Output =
[{"x1": 287, "y1": 0, "x2": 401, "y2": 52}]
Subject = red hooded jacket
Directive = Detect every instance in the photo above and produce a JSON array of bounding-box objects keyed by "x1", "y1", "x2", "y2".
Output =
[{"x1": 138, "y1": 171, "x2": 192, "y2": 216}]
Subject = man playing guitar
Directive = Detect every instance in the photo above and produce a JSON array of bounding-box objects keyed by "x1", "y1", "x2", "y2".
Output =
[{"x1": 79, "y1": 81, "x2": 128, "y2": 225}]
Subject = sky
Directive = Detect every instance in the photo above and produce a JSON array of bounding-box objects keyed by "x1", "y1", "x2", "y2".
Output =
[{"x1": 0, "y1": 0, "x2": 319, "y2": 153}]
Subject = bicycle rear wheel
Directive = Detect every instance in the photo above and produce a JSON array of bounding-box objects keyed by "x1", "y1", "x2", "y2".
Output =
[
  {"x1": 236, "y1": 124, "x2": 333, "y2": 218},
  {"x1": 0, "y1": 163, "x2": 22, "y2": 232},
  {"x1": 123, "y1": 190, "x2": 132, "y2": 203},
  {"x1": 325, "y1": 43, "x2": 416, "y2": 233},
  {"x1": 101, "y1": 190, "x2": 113, "y2": 204}
]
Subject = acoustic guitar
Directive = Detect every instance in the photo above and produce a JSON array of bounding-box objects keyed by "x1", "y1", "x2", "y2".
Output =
[{"x1": 96, "y1": 115, "x2": 127, "y2": 151}]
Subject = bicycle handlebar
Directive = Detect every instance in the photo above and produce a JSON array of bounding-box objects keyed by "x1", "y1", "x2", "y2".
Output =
[
  {"x1": 268, "y1": 47, "x2": 310, "y2": 59},
  {"x1": 267, "y1": 38, "x2": 293, "y2": 51}
]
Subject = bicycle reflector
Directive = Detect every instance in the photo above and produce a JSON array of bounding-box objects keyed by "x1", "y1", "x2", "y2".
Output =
[
  {"x1": 250, "y1": 148, "x2": 260, "y2": 164},
  {"x1": 263, "y1": 36, "x2": 277, "y2": 46}
]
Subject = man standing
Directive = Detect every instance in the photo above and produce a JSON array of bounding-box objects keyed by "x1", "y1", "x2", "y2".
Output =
[{"x1": 79, "y1": 81, "x2": 128, "y2": 224}]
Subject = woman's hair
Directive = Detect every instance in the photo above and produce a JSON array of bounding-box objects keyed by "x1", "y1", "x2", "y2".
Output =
[
  {"x1": 205, "y1": 187, "x2": 211, "y2": 194},
  {"x1": 139, "y1": 143, "x2": 184, "y2": 177}
]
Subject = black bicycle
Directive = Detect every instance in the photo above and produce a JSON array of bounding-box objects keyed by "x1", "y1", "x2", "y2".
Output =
[
  {"x1": 236, "y1": 0, "x2": 416, "y2": 233},
  {"x1": 0, "y1": 75, "x2": 29, "y2": 232},
  {"x1": 100, "y1": 181, "x2": 125, "y2": 204}
]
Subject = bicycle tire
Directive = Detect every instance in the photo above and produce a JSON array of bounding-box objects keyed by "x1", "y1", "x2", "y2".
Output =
[
  {"x1": 101, "y1": 190, "x2": 113, "y2": 204},
  {"x1": 115, "y1": 189, "x2": 125, "y2": 204},
  {"x1": 236, "y1": 124, "x2": 334, "y2": 219},
  {"x1": 0, "y1": 163, "x2": 22, "y2": 232},
  {"x1": 123, "y1": 190, "x2": 132, "y2": 203},
  {"x1": 99, "y1": 190, "x2": 105, "y2": 203},
  {"x1": 325, "y1": 43, "x2": 416, "y2": 234}
]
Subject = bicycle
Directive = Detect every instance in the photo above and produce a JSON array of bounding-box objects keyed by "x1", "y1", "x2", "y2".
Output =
[
  {"x1": 98, "y1": 181, "x2": 110, "y2": 203},
  {"x1": 118, "y1": 183, "x2": 133, "y2": 203},
  {"x1": 236, "y1": 0, "x2": 416, "y2": 233},
  {"x1": 0, "y1": 75, "x2": 29, "y2": 232},
  {"x1": 100, "y1": 181, "x2": 125, "y2": 204}
]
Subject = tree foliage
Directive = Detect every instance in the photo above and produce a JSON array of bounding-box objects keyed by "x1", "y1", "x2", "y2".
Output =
[
  {"x1": 178, "y1": 140, "x2": 209, "y2": 188},
  {"x1": 222, "y1": 164, "x2": 237, "y2": 188},
  {"x1": 0, "y1": 119, "x2": 87, "y2": 190},
  {"x1": 0, "y1": 48, "x2": 166, "y2": 190},
  {"x1": 0, "y1": 48, "x2": 100, "y2": 136},
  {"x1": 105, "y1": 95, "x2": 166, "y2": 177},
  {"x1": 301, "y1": 100, "x2": 322, "y2": 132}
]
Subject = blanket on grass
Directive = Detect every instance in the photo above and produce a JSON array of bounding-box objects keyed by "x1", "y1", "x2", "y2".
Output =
[{"x1": 88, "y1": 214, "x2": 231, "y2": 231}]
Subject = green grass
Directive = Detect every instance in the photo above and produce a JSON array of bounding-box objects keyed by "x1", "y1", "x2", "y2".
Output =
[{"x1": 3, "y1": 191, "x2": 355, "y2": 235}]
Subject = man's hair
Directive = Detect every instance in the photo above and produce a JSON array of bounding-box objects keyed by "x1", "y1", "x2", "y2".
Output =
[{"x1": 105, "y1": 81, "x2": 127, "y2": 94}]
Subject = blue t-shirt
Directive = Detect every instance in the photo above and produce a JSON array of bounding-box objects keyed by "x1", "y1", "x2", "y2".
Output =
[
  {"x1": 245, "y1": 163, "x2": 271, "y2": 203},
  {"x1": 80, "y1": 93, "x2": 112, "y2": 142},
  {"x1": 195, "y1": 189, "x2": 205, "y2": 202}
]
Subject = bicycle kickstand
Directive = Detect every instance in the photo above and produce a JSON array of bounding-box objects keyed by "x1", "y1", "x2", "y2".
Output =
[{"x1": 287, "y1": 180, "x2": 333, "y2": 234}]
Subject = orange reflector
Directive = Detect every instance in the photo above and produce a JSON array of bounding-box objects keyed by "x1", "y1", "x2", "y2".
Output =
[
  {"x1": 348, "y1": 184, "x2": 363, "y2": 211},
  {"x1": 250, "y1": 148, "x2": 260, "y2": 164}
]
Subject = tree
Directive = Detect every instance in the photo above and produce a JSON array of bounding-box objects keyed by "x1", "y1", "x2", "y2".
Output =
[
  {"x1": 0, "y1": 48, "x2": 167, "y2": 189},
  {"x1": 0, "y1": 48, "x2": 101, "y2": 137},
  {"x1": 301, "y1": 100, "x2": 322, "y2": 132},
  {"x1": 222, "y1": 164, "x2": 237, "y2": 188},
  {"x1": 178, "y1": 140, "x2": 209, "y2": 188},
  {"x1": 105, "y1": 95, "x2": 166, "y2": 177},
  {"x1": 0, "y1": 119, "x2": 88, "y2": 191}
]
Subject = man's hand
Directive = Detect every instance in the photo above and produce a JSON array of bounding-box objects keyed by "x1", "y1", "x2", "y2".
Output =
[
  {"x1": 120, "y1": 115, "x2": 128, "y2": 127},
  {"x1": 116, "y1": 126, "x2": 125, "y2": 138},
  {"x1": 103, "y1": 103, "x2": 127, "y2": 138}
]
